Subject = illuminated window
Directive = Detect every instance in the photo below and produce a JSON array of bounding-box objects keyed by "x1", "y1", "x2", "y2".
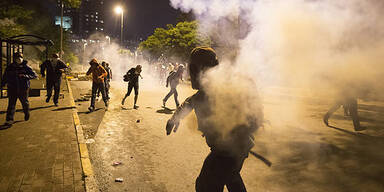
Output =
[{"x1": 100, "y1": 20, "x2": 104, "y2": 23}]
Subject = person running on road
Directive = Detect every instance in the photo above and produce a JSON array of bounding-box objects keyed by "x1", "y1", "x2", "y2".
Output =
[
  {"x1": 163, "y1": 64, "x2": 184, "y2": 108},
  {"x1": 165, "y1": 47, "x2": 260, "y2": 192},
  {"x1": 1, "y1": 52, "x2": 37, "y2": 125},
  {"x1": 323, "y1": 90, "x2": 364, "y2": 131},
  {"x1": 122, "y1": 65, "x2": 142, "y2": 109},
  {"x1": 41, "y1": 53, "x2": 67, "y2": 106},
  {"x1": 86, "y1": 58, "x2": 108, "y2": 112}
]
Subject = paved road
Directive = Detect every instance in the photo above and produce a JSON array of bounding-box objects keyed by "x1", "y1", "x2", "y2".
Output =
[{"x1": 71, "y1": 80, "x2": 384, "y2": 192}]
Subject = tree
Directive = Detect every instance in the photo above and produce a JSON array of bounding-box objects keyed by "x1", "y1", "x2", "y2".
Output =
[
  {"x1": 0, "y1": 4, "x2": 33, "y2": 38},
  {"x1": 139, "y1": 21, "x2": 211, "y2": 62}
]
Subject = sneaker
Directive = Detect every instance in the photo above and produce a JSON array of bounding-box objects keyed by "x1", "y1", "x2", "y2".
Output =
[
  {"x1": 121, "y1": 99, "x2": 125, "y2": 106},
  {"x1": 54, "y1": 103, "x2": 59, "y2": 107},
  {"x1": 46, "y1": 97, "x2": 50, "y2": 103},
  {"x1": 24, "y1": 113, "x2": 30, "y2": 121},
  {"x1": 88, "y1": 106, "x2": 95, "y2": 112},
  {"x1": 162, "y1": 100, "x2": 166, "y2": 107},
  {"x1": 4, "y1": 120, "x2": 14, "y2": 125},
  {"x1": 323, "y1": 115, "x2": 329, "y2": 126},
  {"x1": 134, "y1": 105, "x2": 139, "y2": 109}
]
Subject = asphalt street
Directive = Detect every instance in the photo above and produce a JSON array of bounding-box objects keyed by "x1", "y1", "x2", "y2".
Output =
[{"x1": 71, "y1": 80, "x2": 384, "y2": 192}]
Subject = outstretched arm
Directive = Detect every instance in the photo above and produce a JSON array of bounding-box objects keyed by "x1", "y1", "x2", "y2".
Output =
[
  {"x1": 166, "y1": 96, "x2": 194, "y2": 135},
  {"x1": 23, "y1": 65, "x2": 38, "y2": 80}
]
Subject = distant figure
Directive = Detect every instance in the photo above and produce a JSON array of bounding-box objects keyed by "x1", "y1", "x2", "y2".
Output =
[
  {"x1": 323, "y1": 90, "x2": 364, "y2": 131},
  {"x1": 97, "y1": 62, "x2": 112, "y2": 100},
  {"x1": 122, "y1": 65, "x2": 142, "y2": 109},
  {"x1": 166, "y1": 47, "x2": 260, "y2": 192},
  {"x1": 41, "y1": 53, "x2": 67, "y2": 106},
  {"x1": 1, "y1": 52, "x2": 37, "y2": 125},
  {"x1": 86, "y1": 58, "x2": 108, "y2": 112},
  {"x1": 163, "y1": 64, "x2": 184, "y2": 108}
]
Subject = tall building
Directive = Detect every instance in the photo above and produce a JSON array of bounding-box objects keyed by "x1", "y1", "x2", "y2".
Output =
[
  {"x1": 56, "y1": 0, "x2": 105, "y2": 38},
  {"x1": 78, "y1": 0, "x2": 105, "y2": 37}
]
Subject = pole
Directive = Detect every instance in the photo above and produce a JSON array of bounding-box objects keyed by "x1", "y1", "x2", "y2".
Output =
[
  {"x1": 121, "y1": 11, "x2": 124, "y2": 47},
  {"x1": 60, "y1": 1, "x2": 63, "y2": 58}
]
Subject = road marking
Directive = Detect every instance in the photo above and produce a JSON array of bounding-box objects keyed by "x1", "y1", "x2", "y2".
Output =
[{"x1": 66, "y1": 78, "x2": 98, "y2": 192}]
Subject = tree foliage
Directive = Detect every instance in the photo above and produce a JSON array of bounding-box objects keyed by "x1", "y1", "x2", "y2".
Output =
[{"x1": 139, "y1": 21, "x2": 211, "y2": 61}]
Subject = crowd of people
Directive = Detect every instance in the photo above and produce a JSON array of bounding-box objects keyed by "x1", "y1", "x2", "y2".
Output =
[{"x1": 0, "y1": 46, "x2": 365, "y2": 192}]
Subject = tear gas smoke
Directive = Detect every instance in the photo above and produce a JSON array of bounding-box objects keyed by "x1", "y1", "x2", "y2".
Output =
[{"x1": 170, "y1": 0, "x2": 384, "y2": 132}]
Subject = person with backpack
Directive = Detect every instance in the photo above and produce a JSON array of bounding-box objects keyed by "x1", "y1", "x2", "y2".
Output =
[
  {"x1": 165, "y1": 47, "x2": 261, "y2": 192},
  {"x1": 162, "y1": 64, "x2": 184, "y2": 108},
  {"x1": 1, "y1": 52, "x2": 37, "y2": 125},
  {"x1": 41, "y1": 53, "x2": 67, "y2": 106},
  {"x1": 122, "y1": 65, "x2": 142, "y2": 109},
  {"x1": 86, "y1": 58, "x2": 108, "y2": 112}
]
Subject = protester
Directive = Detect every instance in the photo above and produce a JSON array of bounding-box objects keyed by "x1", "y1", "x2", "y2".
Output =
[
  {"x1": 41, "y1": 53, "x2": 67, "y2": 106},
  {"x1": 122, "y1": 65, "x2": 142, "y2": 109},
  {"x1": 86, "y1": 58, "x2": 108, "y2": 112},
  {"x1": 163, "y1": 64, "x2": 184, "y2": 108},
  {"x1": 323, "y1": 93, "x2": 364, "y2": 131},
  {"x1": 97, "y1": 61, "x2": 112, "y2": 100},
  {"x1": 165, "y1": 47, "x2": 259, "y2": 192},
  {"x1": 1, "y1": 52, "x2": 37, "y2": 125}
]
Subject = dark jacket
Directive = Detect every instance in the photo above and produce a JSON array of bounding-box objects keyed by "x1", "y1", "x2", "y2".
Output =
[
  {"x1": 86, "y1": 64, "x2": 107, "y2": 83},
  {"x1": 41, "y1": 59, "x2": 67, "y2": 81},
  {"x1": 105, "y1": 66, "x2": 112, "y2": 80},
  {"x1": 1, "y1": 60, "x2": 37, "y2": 91},
  {"x1": 126, "y1": 68, "x2": 140, "y2": 84}
]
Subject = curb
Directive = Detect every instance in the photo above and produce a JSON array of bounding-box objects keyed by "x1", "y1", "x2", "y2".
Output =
[{"x1": 66, "y1": 79, "x2": 99, "y2": 192}]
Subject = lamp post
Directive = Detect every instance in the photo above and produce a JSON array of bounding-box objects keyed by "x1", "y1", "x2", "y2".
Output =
[
  {"x1": 114, "y1": 6, "x2": 124, "y2": 47},
  {"x1": 105, "y1": 36, "x2": 111, "y2": 45}
]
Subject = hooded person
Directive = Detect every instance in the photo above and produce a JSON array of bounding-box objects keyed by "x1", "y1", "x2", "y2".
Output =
[
  {"x1": 41, "y1": 53, "x2": 67, "y2": 106},
  {"x1": 162, "y1": 64, "x2": 185, "y2": 108},
  {"x1": 86, "y1": 58, "x2": 108, "y2": 112},
  {"x1": 1, "y1": 52, "x2": 37, "y2": 125},
  {"x1": 165, "y1": 47, "x2": 261, "y2": 192},
  {"x1": 122, "y1": 65, "x2": 143, "y2": 109}
]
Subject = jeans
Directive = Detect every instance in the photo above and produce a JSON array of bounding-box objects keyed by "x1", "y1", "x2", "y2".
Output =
[
  {"x1": 90, "y1": 82, "x2": 108, "y2": 107},
  {"x1": 6, "y1": 89, "x2": 30, "y2": 121},
  {"x1": 46, "y1": 79, "x2": 61, "y2": 104},
  {"x1": 195, "y1": 152, "x2": 247, "y2": 192},
  {"x1": 163, "y1": 86, "x2": 180, "y2": 106}
]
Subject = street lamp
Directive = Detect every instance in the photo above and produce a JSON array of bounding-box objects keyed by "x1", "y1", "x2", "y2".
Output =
[
  {"x1": 105, "y1": 36, "x2": 110, "y2": 45},
  {"x1": 114, "y1": 6, "x2": 124, "y2": 47}
]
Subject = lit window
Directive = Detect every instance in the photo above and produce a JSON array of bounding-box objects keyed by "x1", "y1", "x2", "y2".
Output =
[
  {"x1": 95, "y1": 16, "x2": 98, "y2": 19},
  {"x1": 86, "y1": 18, "x2": 89, "y2": 21},
  {"x1": 91, "y1": 15, "x2": 94, "y2": 18},
  {"x1": 101, "y1": 1, "x2": 103, "y2": 4},
  {"x1": 96, "y1": 20, "x2": 98, "y2": 22},
  {"x1": 96, "y1": 27, "x2": 98, "y2": 30},
  {"x1": 100, "y1": 28, "x2": 103, "y2": 31},
  {"x1": 100, "y1": 20, "x2": 104, "y2": 23},
  {"x1": 85, "y1": 30, "x2": 89, "y2": 33},
  {"x1": 96, "y1": 12, "x2": 98, "y2": 15},
  {"x1": 85, "y1": 14, "x2": 89, "y2": 17}
]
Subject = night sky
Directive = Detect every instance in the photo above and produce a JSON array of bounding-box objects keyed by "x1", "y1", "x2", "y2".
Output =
[
  {"x1": 19, "y1": 0, "x2": 183, "y2": 41},
  {"x1": 105, "y1": 0, "x2": 182, "y2": 40}
]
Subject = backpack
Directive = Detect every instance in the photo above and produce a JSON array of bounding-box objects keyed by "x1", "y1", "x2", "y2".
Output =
[{"x1": 123, "y1": 74, "x2": 129, "y2": 82}]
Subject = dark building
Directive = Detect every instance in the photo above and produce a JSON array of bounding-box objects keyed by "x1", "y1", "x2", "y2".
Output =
[{"x1": 56, "y1": 0, "x2": 105, "y2": 39}]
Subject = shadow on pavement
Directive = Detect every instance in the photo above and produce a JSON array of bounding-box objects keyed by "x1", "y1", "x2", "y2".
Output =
[
  {"x1": 78, "y1": 108, "x2": 103, "y2": 114},
  {"x1": 0, "y1": 120, "x2": 23, "y2": 130},
  {"x1": 156, "y1": 107, "x2": 175, "y2": 114},
  {"x1": 52, "y1": 106, "x2": 76, "y2": 111},
  {"x1": 0, "y1": 105, "x2": 55, "y2": 114}
]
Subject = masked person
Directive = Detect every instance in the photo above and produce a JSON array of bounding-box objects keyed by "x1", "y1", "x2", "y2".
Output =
[
  {"x1": 1, "y1": 52, "x2": 37, "y2": 125},
  {"x1": 86, "y1": 58, "x2": 108, "y2": 112},
  {"x1": 165, "y1": 47, "x2": 260, "y2": 192},
  {"x1": 41, "y1": 53, "x2": 67, "y2": 106},
  {"x1": 163, "y1": 64, "x2": 184, "y2": 108},
  {"x1": 122, "y1": 65, "x2": 142, "y2": 109}
]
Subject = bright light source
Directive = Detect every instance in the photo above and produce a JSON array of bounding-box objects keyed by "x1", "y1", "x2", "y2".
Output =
[{"x1": 114, "y1": 6, "x2": 123, "y2": 14}]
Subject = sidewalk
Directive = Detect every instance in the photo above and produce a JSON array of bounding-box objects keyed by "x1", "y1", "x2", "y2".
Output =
[{"x1": 0, "y1": 80, "x2": 85, "y2": 192}]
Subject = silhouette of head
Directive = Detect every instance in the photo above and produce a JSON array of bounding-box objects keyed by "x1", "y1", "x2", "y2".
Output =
[{"x1": 189, "y1": 47, "x2": 219, "y2": 90}]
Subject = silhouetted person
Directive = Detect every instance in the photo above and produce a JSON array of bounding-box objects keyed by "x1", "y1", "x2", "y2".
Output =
[
  {"x1": 122, "y1": 65, "x2": 142, "y2": 109},
  {"x1": 97, "y1": 62, "x2": 112, "y2": 99},
  {"x1": 323, "y1": 91, "x2": 364, "y2": 131},
  {"x1": 1, "y1": 52, "x2": 37, "y2": 125},
  {"x1": 86, "y1": 58, "x2": 108, "y2": 112},
  {"x1": 163, "y1": 64, "x2": 184, "y2": 108},
  {"x1": 41, "y1": 53, "x2": 67, "y2": 106},
  {"x1": 166, "y1": 47, "x2": 259, "y2": 192}
]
